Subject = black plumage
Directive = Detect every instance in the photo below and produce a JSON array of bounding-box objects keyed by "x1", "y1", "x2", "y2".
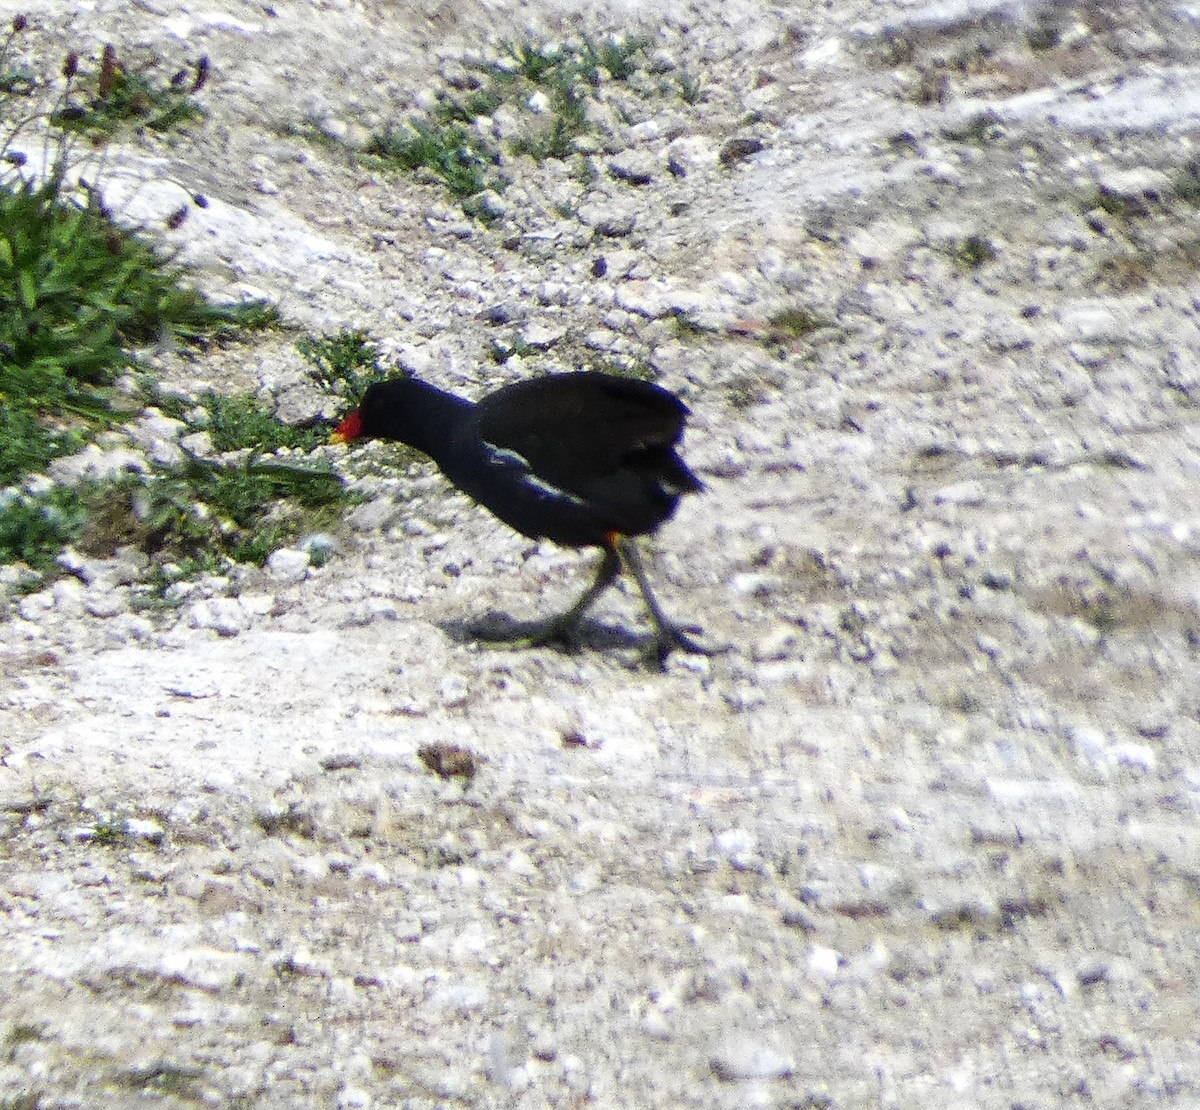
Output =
[{"x1": 334, "y1": 371, "x2": 716, "y2": 662}]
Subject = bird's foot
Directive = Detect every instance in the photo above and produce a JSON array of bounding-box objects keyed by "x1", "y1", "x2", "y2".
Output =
[{"x1": 642, "y1": 623, "x2": 729, "y2": 670}]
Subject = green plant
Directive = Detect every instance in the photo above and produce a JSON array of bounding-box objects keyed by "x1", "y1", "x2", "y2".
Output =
[
  {"x1": 433, "y1": 85, "x2": 506, "y2": 127},
  {"x1": 488, "y1": 333, "x2": 537, "y2": 363},
  {"x1": 191, "y1": 391, "x2": 325, "y2": 454},
  {"x1": 52, "y1": 44, "x2": 207, "y2": 136},
  {"x1": 0, "y1": 15, "x2": 278, "y2": 518},
  {"x1": 511, "y1": 109, "x2": 583, "y2": 162},
  {"x1": 0, "y1": 161, "x2": 276, "y2": 481},
  {"x1": 0, "y1": 15, "x2": 33, "y2": 99},
  {"x1": 1089, "y1": 187, "x2": 1137, "y2": 220},
  {"x1": 767, "y1": 306, "x2": 824, "y2": 339},
  {"x1": 365, "y1": 119, "x2": 492, "y2": 199},
  {"x1": 941, "y1": 111, "x2": 1004, "y2": 145},
  {"x1": 115, "y1": 1063, "x2": 202, "y2": 1098},
  {"x1": 298, "y1": 329, "x2": 389, "y2": 400},
  {"x1": 88, "y1": 812, "x2": 130, "y2": 846},
  {"x1": 582, "y1": 34, "x2": 650, "y2": 82},
  {"x1": 1, "y1": 170, "x2": 274, "y2": 379},
  {"x1": 0, "y1": 408, "x2": 83, "y2": 487},
  {"x1": 0, "y1": 486, "x2": 88, "y2": 573},
  {"x1": 363, "y1": 35, "x2": 652, "y2": 217},
  {"x1": 132, "y1": 455, "x2": 344, "y2": 568},
  {"x1": 676, "y1": 71, "x2": 703, "y2": 105},
  {"x1": 1025, "y1": 13, "x2": 1063, "y2": 52},
  {"x1": 1175, "y1": 162, "x2": 1200, "y2": 206},
  {"x1": 953, "y1": 234, "x2": 996, "y2": 269},
  {"x1": 601, "y1": 358, "x2": 657, "y2": 382},
  {"x1": 5, "y1": 1023, "x2": 46, "y2": 1048},
  {"x1": 0, "y1": 22, "x2": 357, "y2": 595},
  {"x1": 0, "y1": 1093, "x2": 41, "y2": 1110}
]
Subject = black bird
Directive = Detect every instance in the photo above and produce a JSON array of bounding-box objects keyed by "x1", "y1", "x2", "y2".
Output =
[{"x1": 333, "y1": 371, "x2": 717, "y2": 664}]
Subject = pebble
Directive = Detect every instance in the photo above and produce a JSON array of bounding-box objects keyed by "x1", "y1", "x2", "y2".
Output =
[
  {"x1": 429, "y1": 980, "x2": 488, "y2": 1013},
  {"x1": 576, "y1": 201, "x2": 637, "y2": 237},
  {"x1": 48, "y1": 443, "x2": 148, "y2": 483},
  {"x1": 608, "y1": 150, "x2": 657, "y2": 185},
  {"x1": 58, "y1": 548, "x2": 146, "y2": 588},
  {"x1": 187, "y1": 597, "x2": 253, "y2": 637},
  {"x1": 808, "y1": 946, "x2": 841, "y2": 978},
  {"x1": 267, "y1": 547, "x2": 311, "y2": 582},
  {"x1": 84, "y1": 587, "x2": 131, "y2": 618},
  {"x1": 439, "y1": 675, "x2": 469, "y2": 707},
  {"x1": 518, "y1": 321, "x2": 567, "y2": 349},
  {"x1": 710, "y1": 1037, "x2": 795, "y2": 1082},
  {"x1": 751, "y1": 625, "x2": 799, "y2": 661}
]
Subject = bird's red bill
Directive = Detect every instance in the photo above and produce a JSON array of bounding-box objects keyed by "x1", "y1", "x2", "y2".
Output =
[{"x1": 332, "y1": 409, "x2": 363, "y2": 443}]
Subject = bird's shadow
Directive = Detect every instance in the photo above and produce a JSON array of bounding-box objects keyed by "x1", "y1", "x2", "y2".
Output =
[{"x1": 439, "y1": 611, "x2": 646, "y2": 656}]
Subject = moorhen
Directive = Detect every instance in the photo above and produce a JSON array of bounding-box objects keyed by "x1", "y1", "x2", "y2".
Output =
[{"x1": 333, "y1": 371, "x2": 718, "y2": 664}]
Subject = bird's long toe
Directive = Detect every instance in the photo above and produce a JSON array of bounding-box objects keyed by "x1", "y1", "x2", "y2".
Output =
[{"x1": 643, "y1": 622, "x2": 729, "y2": 669}]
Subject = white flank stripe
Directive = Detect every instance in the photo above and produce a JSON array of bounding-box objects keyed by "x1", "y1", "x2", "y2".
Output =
[{"x1": 483, "y1": 442, "x2": 588, "y2": 507}]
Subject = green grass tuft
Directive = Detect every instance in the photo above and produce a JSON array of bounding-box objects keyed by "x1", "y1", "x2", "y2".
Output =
[
  {"x1": 52, "y1": 47, "x2": 207, "y2": 136},
  {"x1": 193, "y1": 391, "x2": 325, "y2": 454},
  {"x1": 365, "y1": 120, "x2": 493, "y2": 199},
  {"x1": 363, "y1": 34, "x2": 655, "y2": 218},
  {"x1": 298, "y1": 329, "x2": 390, "y2": 400},
  {"x1": 0, "y1": 25, "x2": 352, "y2": 593},
  {"x1": 0, "y1": 486, "x2": 89, "y2": 574},
  {"x1": 952, "y1": 234, "x2": 996, "y2": 269},
  {"x1": 0, "y1": 409, "x2": 83, "y2": 488}
]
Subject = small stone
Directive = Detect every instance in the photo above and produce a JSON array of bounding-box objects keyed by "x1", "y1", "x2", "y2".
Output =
[
  {"x1": 713, "y1": 828, "x2": 755, "y2": 856},
  {"x1": 518, "y1": 321, "x2": 567, "y2": 350},
  {"x1": 730, "y1": 572, "x2": 782, "y2": 598},
  {"x1": 346, "y1": 499, "x2": 405, "y2": 533},
  {"x1": 125, "y1": 818, "x2": 166, "y2": 843},
  {"x1": 1111, "y1": 742, "x2": 1156, "y2": 772},
  {"x1": 187, "y1": 597, "x2": 250, "y2": 637},
  {"x1": 719, "y1": 136, "x2": 765, "y2": 166},
  {"x1": 710, "y1": 1037, "x2": 795, "y2": 1082},
  {"x1": 16, "y1": 590, "x2": 54, "y2": 621},
  {"x1": 608, "y1": 150, "x2": 656, "y2": 185},
  {"x1": 666, "y1": 136, "x2": 719, "y2": 176},
  {"x1": 266, "y1": 547, "x2": 311, "y2": 582},
  {"x1": 429, "y1": 980, "x2": 488, "y2": 1013},
  {"x1": 51, "y1": 578, "x2": 85, "y2": 617},
  {"x1": 48, "y1": 443, "x2": 147, "y2": 483},
  {"x1": 752, "y1": 625, "x2": 799, "y2": 661},
  {"x1": 417, "y1": 742, "x2": 480, "y2": 782},
  {"x1": 645, "y1": 48, "x2": 677, "y2": 73},
  {"x1": 808, "y1": 945, "x2": 841, "y2": 978},
  {"x1": 439, "y1": 675, "x2": 469, "y2": 707},
  {"x1": 577, "y1": 201, "x2": 637, "y2": 238},
  {"x1": 779, "y1": 900, "x2": 818, "y2": 932},
  {"x1": 84, "y1": 587, "x2": 130, "y2": 618},
  {"x1": 614, "y1": 280, "x2": 673, "y2": 319},
  {"x1": 1093, "y1": 167, "x2": 1172, "y2": 212},
  {"x1": 180, "y1": 430, "x2": 214, "y2": 456}
]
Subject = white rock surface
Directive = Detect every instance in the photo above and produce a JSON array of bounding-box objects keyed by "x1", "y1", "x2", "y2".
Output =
[{"x1": 3, "y1": 1, "x2": 1200, "y2": 1107}]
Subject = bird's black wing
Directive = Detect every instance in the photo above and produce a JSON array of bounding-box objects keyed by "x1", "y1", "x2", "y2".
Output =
[{"x1": 473, "y1": 373, "x2": 689, "y2": 489}]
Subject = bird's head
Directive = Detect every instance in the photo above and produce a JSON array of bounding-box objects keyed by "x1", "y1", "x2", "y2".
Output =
[{"x1": 331, "y1": 408, "x2": 364, "y2": 444}]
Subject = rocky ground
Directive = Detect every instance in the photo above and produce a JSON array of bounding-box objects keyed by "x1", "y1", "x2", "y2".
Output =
[{"x1": 3, "y1": 0, "x2": 1200, "y2": 1106}]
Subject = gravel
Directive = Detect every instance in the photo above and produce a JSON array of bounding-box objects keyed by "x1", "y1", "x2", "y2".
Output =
[{"x1": 3, "y1": 0, "x2": 1200, "y2": 1106}]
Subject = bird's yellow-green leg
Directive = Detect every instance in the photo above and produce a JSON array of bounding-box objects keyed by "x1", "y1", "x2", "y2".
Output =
[
  {"x1": 611, "y1": 534, "x2": 726, "y2": 667},
  {"x1": 480, "y1": 547, "x2": 621, "y2": 650}
]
